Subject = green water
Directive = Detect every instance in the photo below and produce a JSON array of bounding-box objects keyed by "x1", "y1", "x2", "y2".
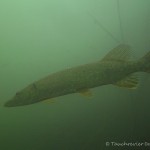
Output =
[{"x1": 0, "y1": 0, "x2": 150, "y2": 149}]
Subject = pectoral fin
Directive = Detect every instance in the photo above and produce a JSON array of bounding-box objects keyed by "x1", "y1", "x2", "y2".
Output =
[
  {"x1": 114, "y1": 74, "x2": 139, "y2": 89},
  {"x1": 78, "y1": 89, "x2": 93, "y2": 97},
  {"x1": 42, "y1": 98, "x2": 56, "y2": 104}
]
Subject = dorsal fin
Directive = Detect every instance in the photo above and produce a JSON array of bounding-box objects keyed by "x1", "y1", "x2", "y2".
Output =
[{"x1": 101, "y1": 44, "x2": 131, "y2": 62}]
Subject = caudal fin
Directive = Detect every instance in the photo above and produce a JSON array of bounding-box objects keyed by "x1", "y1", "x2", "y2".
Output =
[{"x1": 141, "y1": 51, "x2": 150, "y2": 73}]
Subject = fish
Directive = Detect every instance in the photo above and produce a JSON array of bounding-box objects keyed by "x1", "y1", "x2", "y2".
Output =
[{"x1": 4, "y1": 44, "x2": 150, "y2": 107}]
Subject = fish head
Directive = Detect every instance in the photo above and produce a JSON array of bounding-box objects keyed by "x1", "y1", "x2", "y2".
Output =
[{"x1": 4, "y1": 84, "x2": 40, "y2": 107}]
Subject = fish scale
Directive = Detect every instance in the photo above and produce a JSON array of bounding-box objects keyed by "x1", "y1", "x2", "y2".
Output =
[{"x1": 4, "y1": 44, "x2": 150, "y2": 107}]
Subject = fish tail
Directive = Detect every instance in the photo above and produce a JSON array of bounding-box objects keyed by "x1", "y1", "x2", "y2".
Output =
[{"x1": 140, "y1": 51, "x2": 150, "y2": 73}]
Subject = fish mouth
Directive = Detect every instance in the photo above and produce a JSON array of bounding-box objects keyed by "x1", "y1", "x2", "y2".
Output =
[
  {"x1": 4, "y1": 100, "x2": 19, "y2": 107},
  {"x1": 4, "y1": 98, "x2": 26, "y2": 107},
  {"x1": 4, "y1": 97, "x2": 39, "y2": 107}
]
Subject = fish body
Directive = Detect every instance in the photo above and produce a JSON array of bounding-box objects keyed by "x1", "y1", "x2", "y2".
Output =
[{"x1": 4, "y1": 44, "x2": 150, "y2": 107}]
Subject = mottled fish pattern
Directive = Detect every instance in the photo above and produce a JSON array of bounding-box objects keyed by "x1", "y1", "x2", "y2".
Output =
[{"x1": 4, "y1": 44, "x2": 150, "y2": 107}]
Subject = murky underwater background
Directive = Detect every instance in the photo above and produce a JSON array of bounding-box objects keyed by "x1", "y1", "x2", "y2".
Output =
[{"x1": 0, "y1": 0, "x2": 150, "y2": 149}]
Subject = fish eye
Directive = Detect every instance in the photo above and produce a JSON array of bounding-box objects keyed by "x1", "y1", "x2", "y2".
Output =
[
  {"x1": 32, "y1": 83, "x2": 37, "y2": 89},
  {"x1": 16, "y1": 92, "x2": 20, "y2": 96}
]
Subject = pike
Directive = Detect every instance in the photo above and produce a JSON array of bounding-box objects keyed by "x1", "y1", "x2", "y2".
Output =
[{"x1": 4, "y1": 44, "x2": 150, "y2": 107}]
